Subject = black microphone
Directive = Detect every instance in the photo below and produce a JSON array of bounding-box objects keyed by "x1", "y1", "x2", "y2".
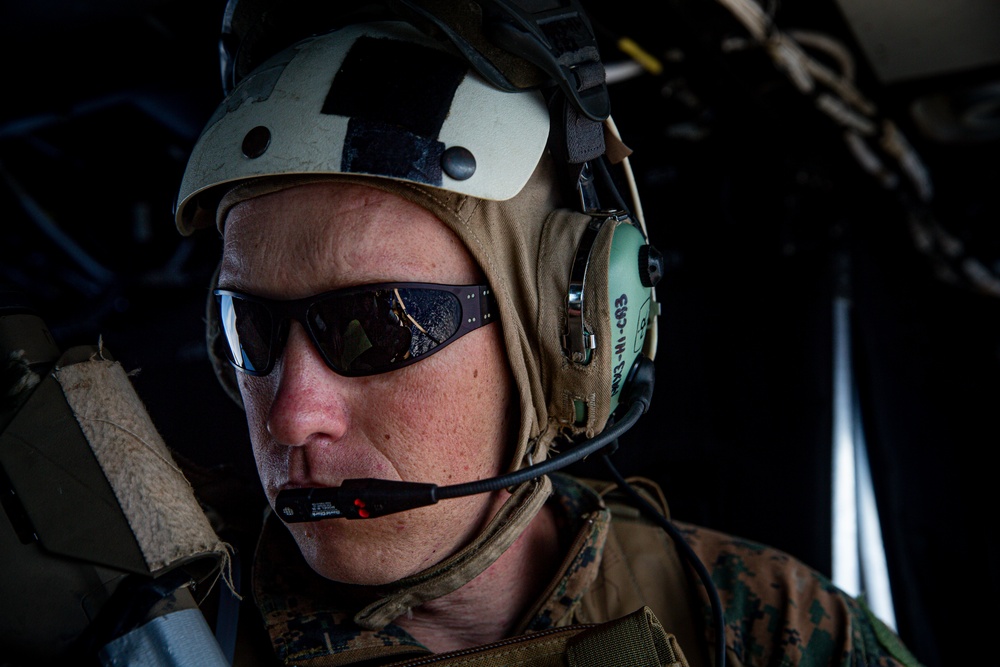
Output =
[{"x1": 275, "y1": 357, "x2": 655, "y2": 522}]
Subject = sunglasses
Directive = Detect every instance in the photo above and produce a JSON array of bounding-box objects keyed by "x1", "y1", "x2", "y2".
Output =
[{"x1": 215, "y1": 282, "x2": 497, "y2": 377}]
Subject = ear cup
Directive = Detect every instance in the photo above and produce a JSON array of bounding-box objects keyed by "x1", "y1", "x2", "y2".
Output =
[
  {"x1": 602, "y1": 219, "x2": 658, "y2": 416},
  {"x1": 555, "y1": 210, "x2": 660, "y2": 429},
  {"x1": 550, "y1": 210, "x2": 661, "y2": 433}
]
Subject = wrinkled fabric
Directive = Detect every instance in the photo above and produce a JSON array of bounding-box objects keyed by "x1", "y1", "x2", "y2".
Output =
[{"x1": 55, "y1": 356, "x2": 230, "y2": 581}]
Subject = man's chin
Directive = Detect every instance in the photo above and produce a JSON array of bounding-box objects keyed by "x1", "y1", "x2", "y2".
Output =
[{"x1": 287, "y1": 520, "x2": 421, "y2": 586}]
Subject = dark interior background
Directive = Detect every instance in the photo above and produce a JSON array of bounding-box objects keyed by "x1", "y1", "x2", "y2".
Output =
[{"x1": 2, "y1": 1, "x2": 998, "y2": 666}]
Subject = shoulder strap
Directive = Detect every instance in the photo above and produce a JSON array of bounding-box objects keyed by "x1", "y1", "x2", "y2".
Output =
[
  {"x1": 567, "y1": 606, "x2": 690, "y2": 667},
  {"x1": 385, "y1": 606, "x2": 690, "y2": 667}
]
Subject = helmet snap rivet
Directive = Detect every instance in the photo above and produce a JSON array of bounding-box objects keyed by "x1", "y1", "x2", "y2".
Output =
[
  {"x1": 242, "y1": 126, "x2": 271, "y2": 159},
  {"x1": 441, "y1": 146, "x2": 476, "y2": 181}
]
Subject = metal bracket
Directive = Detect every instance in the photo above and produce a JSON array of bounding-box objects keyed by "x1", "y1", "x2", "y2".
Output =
[{"x1": 562, "y1": 209, "x2": 630, "y2": 363}]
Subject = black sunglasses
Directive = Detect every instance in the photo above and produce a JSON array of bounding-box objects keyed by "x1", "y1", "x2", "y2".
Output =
[{"x1": 215, "y1": 282, "x2": 497, "y2": 377}]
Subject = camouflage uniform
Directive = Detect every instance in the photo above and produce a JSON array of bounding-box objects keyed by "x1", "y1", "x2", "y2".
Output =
[{"x1": 245, "y1": 474, "x2": 923, "y2": 667}]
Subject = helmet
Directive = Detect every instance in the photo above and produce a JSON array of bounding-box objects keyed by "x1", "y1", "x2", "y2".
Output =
[{"x1": 176, "y1": 20, "x2": 551, "y2": 223}]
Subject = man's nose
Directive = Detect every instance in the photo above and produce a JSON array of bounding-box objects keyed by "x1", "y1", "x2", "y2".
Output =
[{"x1": 266, "y1": 321, "x2": 349, "y2": 447}]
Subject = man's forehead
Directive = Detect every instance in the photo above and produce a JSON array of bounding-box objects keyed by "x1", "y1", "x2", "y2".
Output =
[
  {"x1": 219, "y1": 181, "x2": 479, "y2": 296},
  {"x1": 223, "y1": 180, "x2": 384, "y2": 230}
]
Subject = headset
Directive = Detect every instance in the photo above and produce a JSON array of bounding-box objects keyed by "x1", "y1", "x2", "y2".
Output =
[{"x1": 208, "y1": 2, "x2": 727, "y2": 663}]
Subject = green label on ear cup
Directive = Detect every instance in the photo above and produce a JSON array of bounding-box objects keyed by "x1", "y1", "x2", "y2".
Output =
[{"x1": 607, "y1": 221, "x2": 652, "y2": 415}]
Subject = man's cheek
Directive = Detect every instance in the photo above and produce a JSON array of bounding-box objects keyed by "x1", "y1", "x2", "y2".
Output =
[{"x1": 238, "y1": 376, "x2": 276, "y2": 435}]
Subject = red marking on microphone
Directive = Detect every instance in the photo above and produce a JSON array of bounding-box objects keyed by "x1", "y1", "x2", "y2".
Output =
[{"x1": 354, "y1": 498, "x2": 369, "y2": 518}]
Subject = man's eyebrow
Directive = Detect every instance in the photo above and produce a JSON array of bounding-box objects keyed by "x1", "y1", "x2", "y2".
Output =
[
  {"x1": 214, "y1": 281, "x2": 273, "y2": 298},
  {"x1": 214, "y1": 278, "x2": 247, "y2": 293}
]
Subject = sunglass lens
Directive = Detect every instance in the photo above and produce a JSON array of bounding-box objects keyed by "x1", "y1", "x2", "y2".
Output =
[
  {"x1": 218, "y1": 293, "x2": 273, "y2": 373},
  {"x1": 308, "y1": 287, "x2": 462, "y2": 375},
  {"x1": 395, "y1": 287, "x2": 463, "y2": 354}
]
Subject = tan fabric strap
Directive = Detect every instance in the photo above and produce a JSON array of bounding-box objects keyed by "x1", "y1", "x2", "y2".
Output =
[
  {"x1": 379, "y1": 606, "x2": 689, "y2": 667},
  {"x1": 353, "y1": 475, "x2": 552, "y2": 629}
]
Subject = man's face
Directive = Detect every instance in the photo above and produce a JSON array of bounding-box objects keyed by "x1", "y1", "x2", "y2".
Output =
[{"x1": 219, "y1": 182, "x2": 514, "y2": 585}]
